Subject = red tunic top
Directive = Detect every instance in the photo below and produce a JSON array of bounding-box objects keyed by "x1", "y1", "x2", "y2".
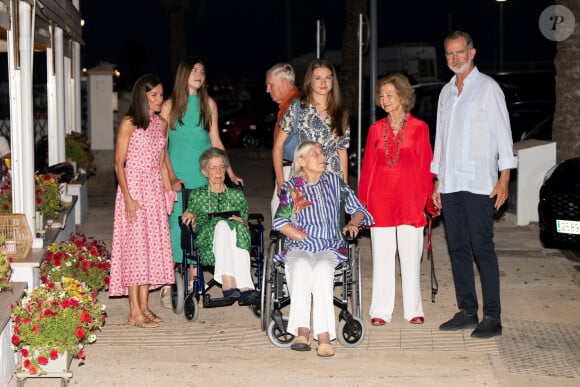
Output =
[{"x1": 358, "y1": 113, "x2": 434, "y2": 228}]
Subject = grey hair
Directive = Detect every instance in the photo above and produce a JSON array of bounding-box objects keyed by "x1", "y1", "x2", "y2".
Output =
[
  {"x1": 291, "y1": 140, "x2": 321, "y2": 178},
  {"x1": 444, "y1": 31, "x2": 474, "y2": 50},
  {"x1": 199, "y1": 147, "x2": 230, "y2": 171},
  {"x1": 267, "y1": 63, "x2": 295, "y2": 84}
]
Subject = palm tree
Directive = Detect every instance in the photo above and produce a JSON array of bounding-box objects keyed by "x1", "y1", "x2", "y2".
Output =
[
  {"x1": 553, "y1": 0, "x2": 580, "y2": 161},
  {"x1": 161, "y1": 0, "x2": 191, "y2": 75}
]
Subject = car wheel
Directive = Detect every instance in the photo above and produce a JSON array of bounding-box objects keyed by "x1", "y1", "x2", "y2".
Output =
[{"x1": 241, "y1": 133, "x2": 260, "y2": 149}]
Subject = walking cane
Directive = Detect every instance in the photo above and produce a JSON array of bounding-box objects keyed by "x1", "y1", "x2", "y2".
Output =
[{"x1": 425, "y1": 198, "x2": 440, "y2": 303}]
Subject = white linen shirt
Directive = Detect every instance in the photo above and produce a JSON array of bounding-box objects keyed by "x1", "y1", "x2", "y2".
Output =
[{"x1": 430, "y1": 67, "x2": 518, "y2": 195}]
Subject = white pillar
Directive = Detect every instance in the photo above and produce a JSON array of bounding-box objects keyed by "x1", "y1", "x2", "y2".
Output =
[
  {"x1": 50, "y1": 26, "x2": 66, "y2": 165},
  {"x1": 71, "y1": 40, "x2": 82, "y2": 134},
  {"x1": 7, "y1": 0, "x2": 37, "y2": 237},
  {"x1": 87, "y1": 62, "x2": 115, "y2": 150}
]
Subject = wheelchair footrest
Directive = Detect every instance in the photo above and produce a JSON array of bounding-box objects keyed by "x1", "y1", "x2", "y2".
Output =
[{"x1": 203, "y1": 294, "x2": 237, "y2": 308}]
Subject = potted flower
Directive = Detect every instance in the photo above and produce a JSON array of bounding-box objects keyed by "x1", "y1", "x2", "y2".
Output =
[
  {"x1": 0, "y1": 235, "x2": 14, "y2": 291},
  {"x1": 35, "y1": 173, "x2": 63, "y2": 219},
  {"x1": 0, "y1": 173, "x2": 62, "y2": 218},
  {"x1": 65, "y1": 131, "x2": 96, "y2": 176},
  {"x1": 10, "y1": 277, "x2": 107, "y2": 375},
  {"x1": 41, "y1": 233, "x2": 111, "y2": 292}
]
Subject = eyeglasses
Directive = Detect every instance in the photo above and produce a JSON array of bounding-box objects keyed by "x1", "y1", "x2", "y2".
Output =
[{"x1": 207, "y1": 165, "x2": 226, "y2": 172}]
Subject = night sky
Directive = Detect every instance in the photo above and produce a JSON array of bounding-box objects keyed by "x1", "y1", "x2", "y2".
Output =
[{"x1": 80, "y1": 0, "x2": 557, "y2": 89}]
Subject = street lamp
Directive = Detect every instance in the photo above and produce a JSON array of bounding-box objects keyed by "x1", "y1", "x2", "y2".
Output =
[{"x1": 497, "y1": 0, "x2": 507, "y2": 72}]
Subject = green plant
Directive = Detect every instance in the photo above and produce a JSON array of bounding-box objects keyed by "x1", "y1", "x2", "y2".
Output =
[
  {"x1": 10, "y1": 277, "x2": 106, "y2": 375},
  {"x1": 0, "y1": 235, "x2": 14, "y2": 288},
  {"x1": 41, "y1": 233, "x2": 111, "y2": 292},
  {"x1": 0, "y1": 174, "x2": 62, "y2": 218},
  {"x1": 36, "y1": 173, "x2": 62, "y2": 219},
  {"x1": 65, "y1": 131, "x2": 96, "y2": 176}
]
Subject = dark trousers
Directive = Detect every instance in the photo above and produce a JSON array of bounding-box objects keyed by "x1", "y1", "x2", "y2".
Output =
[{"x1": 441, "y1": 191, "x2": 501, "y2": 320}]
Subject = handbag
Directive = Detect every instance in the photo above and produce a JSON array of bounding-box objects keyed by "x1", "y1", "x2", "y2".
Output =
[
  {"x1": 425, "y1": 196, "x2": 440, "y2": 218},
  {"x1": 282, "y1": 100, "x2": 301, "y2": 161}
]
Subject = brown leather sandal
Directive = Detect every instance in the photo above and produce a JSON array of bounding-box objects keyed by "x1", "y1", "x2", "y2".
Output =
[{"x1": 316, "y1": 343, "x2": 335, "y2": 357}]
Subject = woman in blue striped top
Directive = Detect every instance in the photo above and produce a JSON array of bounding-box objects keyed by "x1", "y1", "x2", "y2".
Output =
[{"x1": 273, "y1": 141, "x2": 373, "y2": 357}]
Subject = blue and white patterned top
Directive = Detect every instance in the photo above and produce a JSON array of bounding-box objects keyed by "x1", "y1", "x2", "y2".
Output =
[
  {"x1": 280, "y1": 100, "x2": 350, "y2": 178},
  {"x1": 272, "y1": 172, "x2": 373, "y2": 262}
]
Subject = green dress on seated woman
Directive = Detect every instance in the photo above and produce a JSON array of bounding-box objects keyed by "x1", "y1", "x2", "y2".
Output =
[{"x1": 185, "y1": 185, "x2": 251, "y2": 266}]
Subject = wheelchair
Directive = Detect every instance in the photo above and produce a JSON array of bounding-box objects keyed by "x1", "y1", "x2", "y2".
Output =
[
  {"x1": 170, "y1": 187, "x2": 265, "y2": 321},
  {"x1": 260, "y1": 229, "x2": 365, "y2": 348}
]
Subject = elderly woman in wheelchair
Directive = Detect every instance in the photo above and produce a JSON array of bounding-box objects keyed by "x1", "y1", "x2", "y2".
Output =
[
  {"x1": 181, "y1": 147, "x2": 260, "y2": 306},
  {"x1": 272, "y1": 141, "x2": 373, "y2": 357}
]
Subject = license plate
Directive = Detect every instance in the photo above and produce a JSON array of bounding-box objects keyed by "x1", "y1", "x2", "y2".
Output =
[{"x1": 556, "y1": 220, "x2": 580, "y2": 235}]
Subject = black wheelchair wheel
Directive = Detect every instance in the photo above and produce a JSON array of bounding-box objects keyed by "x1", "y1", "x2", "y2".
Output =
[
  {"x1": 183, "y1": 292, "x2": 198, "y2": 321},
  {"x1": 261, "y1": 243, "x2": 276, "y2": 331},
  {"x1": 172, "y1": 267, "x2": 185, "y2": 314},
  {"x1": 267, "y1": 316, "x2": 294, "y2": 348},
  {"x1": 337, "y1": 316, "x2": 365, "y2": 348}
]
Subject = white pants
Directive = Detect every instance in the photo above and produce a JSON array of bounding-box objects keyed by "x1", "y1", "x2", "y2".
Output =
[
  {"x1": 270, "y1": 165, "x2": 293, "y2": 220},
  {"x1": 369, "y1": 225, "x2": 424, "y2": 322},
  {"x1": 212, "y1": 220, "x2": 254, "y2": 290},
  {"x1": 285, "y1": 249, "x2": 339, "y2": 340}
]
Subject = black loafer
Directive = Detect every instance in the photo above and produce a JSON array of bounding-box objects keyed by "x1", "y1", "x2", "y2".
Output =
[
  {"x1": 237, "y1": 290, "x2": 259, "y2": 306},
  {"x1": 223, "y1": 288, "x2": 241, "y2": 300},
  {"x1": 439, "y1": 310, "x2": 479, "y2": 331},
  {"x1": 471, "y1": 316, "x2": 502, "y2": 339}
]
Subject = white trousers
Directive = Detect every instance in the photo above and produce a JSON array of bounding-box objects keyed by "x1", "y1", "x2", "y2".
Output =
[
  {"x1": 270, "y1": 165, "x2": 293, "y2": 220},
  {"x1": 369, "y1": 225, "x2": 424, "y2": 322},
  {"x1": 285, "y1": 249, "x2": 339, "y2": 340},
  {"x1": 212, "y1": 220, "x2": 254, "y2": 290}
]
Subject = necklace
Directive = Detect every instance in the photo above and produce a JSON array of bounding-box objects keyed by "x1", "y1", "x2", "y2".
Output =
[{"x1": 384, "y1": 114, "x2": 407, "y2": 168}]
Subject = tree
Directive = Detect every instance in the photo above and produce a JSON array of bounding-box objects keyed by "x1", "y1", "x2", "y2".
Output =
[
  {"x1": 553, "y1": 0, "x2": 580, "y2": 162},
  {"x1": 339, "y1": 0, "x2": 368, "y2": 114}
]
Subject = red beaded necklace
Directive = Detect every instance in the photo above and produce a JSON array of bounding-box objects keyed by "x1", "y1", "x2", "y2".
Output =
[{"x1": 383, "y1": 114, "x2": 407, "y2": 168}]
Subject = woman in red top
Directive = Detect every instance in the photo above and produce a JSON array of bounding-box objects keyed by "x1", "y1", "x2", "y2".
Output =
[{"x1": 358, "y1": 73, "x2": 433, "y2": 326}]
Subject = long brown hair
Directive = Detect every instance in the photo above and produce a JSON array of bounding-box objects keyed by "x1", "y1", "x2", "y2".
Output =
[
  {"x1": 301, "y1": 59, "x2": 348, "y2": 137},
  {"x1": 126, "y1": 74, "x2": 161, "y2": 129},
  {"x1": 167, "y1": 57, "x2": 211, "y2": 132}
]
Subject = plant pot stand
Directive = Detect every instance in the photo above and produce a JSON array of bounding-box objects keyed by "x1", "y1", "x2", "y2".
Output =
[{"x1": 14, "y1": 350, "x2": 73, "y2": 387}]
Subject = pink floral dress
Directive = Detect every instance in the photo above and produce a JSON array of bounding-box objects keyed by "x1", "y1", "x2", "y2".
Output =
[{"x1": 109, "y1": 114, "x2": 174, "y2": 296}]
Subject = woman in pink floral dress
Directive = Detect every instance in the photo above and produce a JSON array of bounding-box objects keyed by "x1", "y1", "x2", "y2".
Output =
[{"x1": 109, "y1": 74, "x2": 174, "y2": 328}]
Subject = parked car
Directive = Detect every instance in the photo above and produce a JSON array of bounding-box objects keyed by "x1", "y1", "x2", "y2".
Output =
[
  {"x1": 218, "y1": 97, "x2": 277, "y2": 149},
  {"x1": 538, "y1": 157, "x2": 580, "y2": 252}
]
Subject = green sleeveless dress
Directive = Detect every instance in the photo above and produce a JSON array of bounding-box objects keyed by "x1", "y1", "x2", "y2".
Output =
[{"x1": 168, "y1": 94, "x2": 211, "y2": 263}]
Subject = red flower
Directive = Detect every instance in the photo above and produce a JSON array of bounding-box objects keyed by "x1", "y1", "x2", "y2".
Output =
[
  {"x1": 23, "y1": 359, "x2": 31, "y2": 369},
  {"x1": 50, "y1": 349, "x2": 59, "y2": 360},
  {"x1": 75, "y1": 326, "x2": 86, "y2": 339},
  {"x1": 22, "y1": 317, "x2": 32, "y2": 324},
  {"x1": 77, "y1": 349, "x2": 85, "y2": 359},
  {"x1": 11, "y1": 335, "x2": 20, "y2": 346},
  {"x1": 80, "y1": 311, "x2": 92, "y2": 323},
  {"x1": 37, "y1": 356, "x2": 49, "y2": 365},
  {"x1": 32, "y1": 325, "x2": 40, "y2": 334},
  {"x1": 21, "y1": 348, "x2": 29, "y2": 358},
  {"x1": 13, "y1": 326, "x2": 20, "y2": 334},
  {"x1": 43, "y1": 309, "x2": 53, "y2": 317},
  {"x1": 28, "y1": 365, "x2": 38, "y2": 375}
]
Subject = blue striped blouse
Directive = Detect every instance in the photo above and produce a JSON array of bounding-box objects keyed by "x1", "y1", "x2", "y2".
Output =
[{"x1": 273, "y1": 172, "x2": 373, "y2": 262}]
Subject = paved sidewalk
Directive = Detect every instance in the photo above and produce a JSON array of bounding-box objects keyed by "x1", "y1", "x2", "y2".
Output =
[{"x1": 9, "y1": 149, "x2": 580, "y2": 386}]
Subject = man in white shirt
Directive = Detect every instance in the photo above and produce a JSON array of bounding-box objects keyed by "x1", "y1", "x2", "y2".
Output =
[{"x1": 430, "y1": 31, "x2": 518, "y2": 339}]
